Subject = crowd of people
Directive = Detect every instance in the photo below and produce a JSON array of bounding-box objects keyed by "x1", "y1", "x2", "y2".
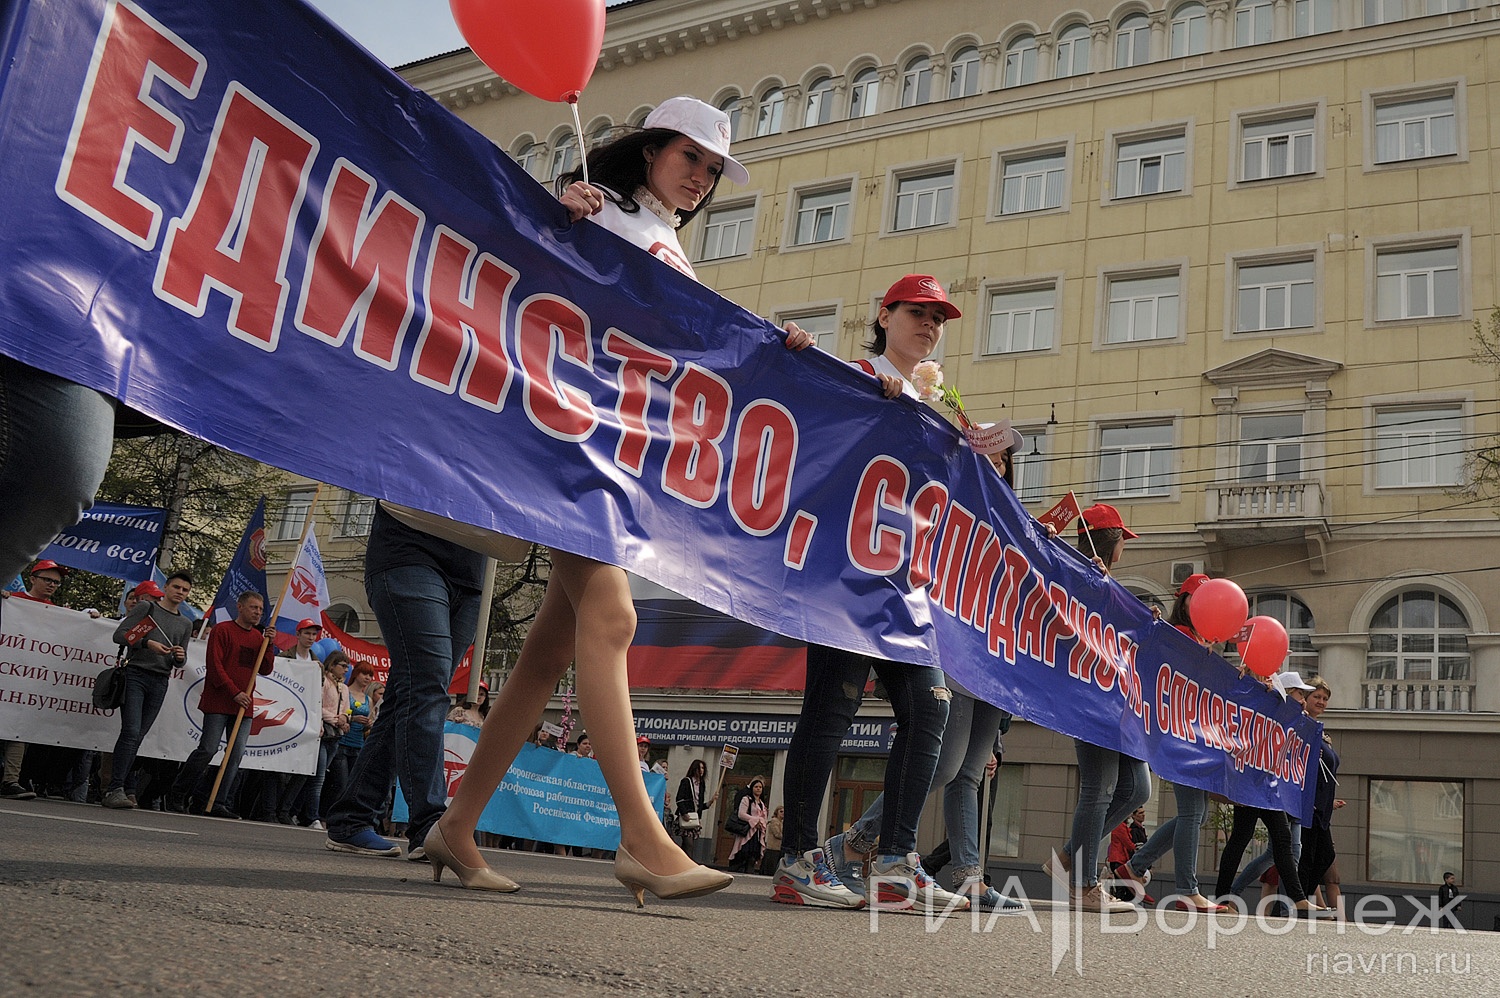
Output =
[{"x1": 0, "y1": 92, "x2": 1358, "y2": 918}]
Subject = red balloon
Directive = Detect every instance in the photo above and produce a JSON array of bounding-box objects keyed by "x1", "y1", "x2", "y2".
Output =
[
  {"x1": 450, "y1": 0, "x2": 606, "y2": 103},
  {"x1": 1187, "y1": 578, "x2": 1248, "y2": 643},
  {"x1": 1238, "y1": 615, "x2": 1290, "y2": 678}
]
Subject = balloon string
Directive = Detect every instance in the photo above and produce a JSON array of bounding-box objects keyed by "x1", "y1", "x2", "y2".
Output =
[{"x1": 569, "y1": 99, "x2": 589, "y2": 187}]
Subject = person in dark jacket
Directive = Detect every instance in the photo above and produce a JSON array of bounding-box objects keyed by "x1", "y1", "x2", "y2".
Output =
[
  {"x1": 1298, "y1": 677, "x2": 1345, "y2": 910},
  {"x1": 674, "y1": 759, "x2": 716, "y2": 852}
]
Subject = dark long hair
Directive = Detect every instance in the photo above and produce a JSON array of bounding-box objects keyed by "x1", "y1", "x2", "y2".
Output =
[
  {"x1": 687, "y1": 759, "x2": 707, "y2": 782},
  {"x1": 1077, "y1": 527, "x2": 1123, "y2": 567},
  {"x1": 1169, "y1": 593, "x2": 1193, "y2": 631},
  {"x1": 557, "y1": 127, "x2": 720, "y2": 226}
]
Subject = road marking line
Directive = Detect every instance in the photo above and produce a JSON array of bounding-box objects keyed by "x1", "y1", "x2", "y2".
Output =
[{"x1": 0, "y1": 808, "x2": 199, "y2": 835}]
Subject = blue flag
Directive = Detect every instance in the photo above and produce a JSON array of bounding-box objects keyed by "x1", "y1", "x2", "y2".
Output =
[
  {"x1": 36, "y1": 500, "x2": 167, "y2": 582},
  {"x1": 207, "y1": 499, "x2": 268, "y2": 625}
]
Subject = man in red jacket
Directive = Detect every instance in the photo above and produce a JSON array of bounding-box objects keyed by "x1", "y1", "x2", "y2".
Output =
[{"x1": 165, "y1": 591, "x2": 277, "y2": 818}]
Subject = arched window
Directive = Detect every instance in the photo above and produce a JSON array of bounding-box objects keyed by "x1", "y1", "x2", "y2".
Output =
[
  {"x1": 949, "y1": 46, "x2": 981, "y2": 98},
  {"x1": 1116, "y1": 13, "x2": 1151, "y2": 68},
  {"x1": 547, "y1": 135, "x2": 578, "y2": 181},
  {"x1": 514, "y1": 141, "x2": 544, "y2": 179},
  {"x1": 327, "y1": 603, "x2": 362, "y2": 636},
  {"x1": 1248, "y1": 593, "x2": 1317, "y2": 675},
  {"x1": 1368, "y1": 589, "x2": 1470, "y2": 683},
  {"x1": 805, "y1": 76, "x2": 835, "y2": 127},
  {"x1": 587, "y1": 123, "x2": 614, "y2": 150},
  {"x1": 849, "y1": 68, "x2": 880, "y2": 118},
  {"x1": 756, "y1": 87, "x2": 786, "y2": 136},
  {"x1": 1003, "y1": 34, "x2": 1038, "y2": 88},
  {"x1": 1055, "y1": 24, "x2": 1091, "y2": 79},
  {"x1": 1171, "y1": 3, "x2": 1208, "y2": 56},
  {"x1": 717, "y1": 95, "x2": 743, "y2": 140},
  {"x1": 900, "y1": 55, "x2": 933, "y2": 107},
  {"x1": 1235, "y1": 0, "x2": 1274, "y2": 46}
]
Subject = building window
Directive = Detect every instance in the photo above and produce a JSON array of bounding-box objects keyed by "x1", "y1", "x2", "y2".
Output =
[
  {"x1": 1241, "y1": 113, "x2": 1316, "y2": 181},
  {"x1": 949, "y1": 47, "x2": 981, "y2": 98},
  {"x1": 1425, "y1": 0, "x2": 1469, "y2": 11},
  {"x1": 699, "y1": 202, "x2": 755, "y2": 261},
  {"x1": 1055, "y1": 25, "x2": 1091, "y2": 79},
  {"x1": 1239, "y1": 413, "x2": 1304, "y2": 480},
  {"x1": 275, "y1": 489, "x2": 314, "y2": 542},
  {"x1": 1003, "y1": 35, "x2": 1038, "y2": 87},
  {"x1": 1364, "y1": 0, "x2": 1404, "y2": 24},
  {"x1": 985, "y1": 285, "x2": 1055, "y2": 355},
  {"x1": 792, "y1": 185, "x2": 852, "y2": 245},
  {"x1": 1116, "y1": 14, "x2": 1151, "y2": 68},
  {"x1": 892, "y1": 168, "x2": 954, "y2": 231},
  {"x1": 514, "y1": 142, "x2": 543, "y2": 179},
  {"x1": 984, "y1": 763, "x2": 1025, "y2": 858},
  {"x1": 1374, "y1": 93, "x2": 1456, "y2": 163},
  {"x1": 1294, "y1": 0, "x2": 1335, "y2": 35},
  {"x1": 1099, "y1": 423, "x2": 1174, "y2": 497},
  {"x1": 1000, "y1": 149, "x2": 1067, "y2": 215},
  {"x1": 718, "y1": 95, "x2": 744, "y2": 140},
  {"x1": 1368, "y1": 780, "x2": 1463, "y2": 884},
  {"x1": 547, "y1": 136, "x2": 578, "y2": 182},
  {"x1": 1235, "y1": 0, "x2": 1274, "y2": 45},
  {"x1": 1375, "y1": 244, "x2": 1460, "y2": 320},
  {"x1": 1374, "y1": 406, "x2": 1464, "y2": 488},
  {"x1": 1247, "y1": 592, "x2": 1317, "y2": 674},
  {"x1": 1011, "y1": 428, "x2": 1048, "y2": 503},
  {"x1": 804, "y1": 76, "x2": 835, "y2": 127},
  {"x1": 340, "y1": 495, "x2": 375, "y2": 537},
  {"x1": 1106, "y1": 272, "x2": 1181, "y2": 343},
  {"x1": 1236, "y1": 257, "x2": 1316, "y2": 331},
  {"x1": 755, "y1": 87, "x2": 786, "y2": 136},
  {"x1": 1171, "y1": 3, "x2": 1208, "y2": 56},
  {"x1": 1367, "y1": 589, "x2": 1470, "y2": 682},
  {"x1": 849, "y1": 68, "x2": 880, "y2": 118},
  {"x1": 900, "y1": 56, "x2": 933, "y2": 107},
  {"x1": 326, "y1": 602, "x2": 362, "y2": 635},
  {"x1": 779, "y1": 308, "x2": 839, "y2": 354},
  {"x1": 1114, "y1": 132, "x2": 1186, "y2": 198},
  {"x1": 587, "y1": 123, "x2": 615, "y2": 150}
]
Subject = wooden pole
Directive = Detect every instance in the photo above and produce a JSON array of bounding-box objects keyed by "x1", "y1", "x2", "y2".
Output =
[
  {"x1": 204, "y1": 484, "x2": 322, "y2": 812},
  {"x1": 466, "y1": 558, "x2": 497, "y2": 704}
]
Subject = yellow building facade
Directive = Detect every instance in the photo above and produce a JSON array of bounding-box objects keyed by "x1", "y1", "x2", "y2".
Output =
[{"x1": 404, "y1": 0, "x2": 1500, "y2": 905}]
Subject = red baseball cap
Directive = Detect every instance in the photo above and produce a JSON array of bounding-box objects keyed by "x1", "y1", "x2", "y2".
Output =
[
  {"x1": 1177, "y1": 573, "x2": 1210, "y2": 596},
  {"x1": 131, "y1": 580, "x2": 165, "y2": 599},
  {"x1": 880, "y1": 274, "x2": 962, "y2": 320},
  {"x1": 636, "y1": 735, "x2": 650, "y2": 745},
  {"x1": 296, "y1": 618, "x2": 321, "y2": 633},
  {"x1": 1077, "y1": 503, "x2": 1139, "y2": 539},
  {"x1": 30, "y1": 560, "x2": 68, "y2": 577}
]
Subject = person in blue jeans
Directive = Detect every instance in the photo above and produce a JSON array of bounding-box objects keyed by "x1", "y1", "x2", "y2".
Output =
[
  {"x1": 1229, "y1": 670, "x2": 1315, "y2": 900},
  {"x1": 323, "y1": 503, "x2": 483, "y2": 859}
]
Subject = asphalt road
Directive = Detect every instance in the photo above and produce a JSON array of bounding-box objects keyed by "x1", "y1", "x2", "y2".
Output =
[{"x1": 1, "y1": 799, "x2": 1492, "y2": 997}]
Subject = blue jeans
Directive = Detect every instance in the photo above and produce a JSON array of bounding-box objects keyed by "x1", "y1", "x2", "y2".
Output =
[
  {"x1": 1063, "y1": 740, "x2": 1151, "y2": 887},
  {"x1": 845, "y1": 690, "x2": 1003, "y2": 882},
  {"x1": 305, "y1": 737, "x2": 337, "y2": 821},
  {"x1": 1127, "y1": 784, "x2": 1207, "y2": 894},
  {"x1": 780, "y1": 643, "x2": 949, "y2": 857},
  {"x1": 108, "y1": 668, "x2": 170, "y2": 792},
  {"x1": 171, "y1": 711, "x2": 252, "y2": 801},
  {"x1": 1231, "y1": 816, "x2": 1302, "y2": 894},
  {"x1": 327, "y1": 565, "x2": 480, "y2": 849},
  {"x1": 0, "y1": 356, "x2": 114, "y2": 581}
]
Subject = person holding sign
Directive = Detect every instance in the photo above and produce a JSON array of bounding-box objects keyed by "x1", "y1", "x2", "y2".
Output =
[{"x1": 427, "y1": 97, "x2": 794, "y2": 907}]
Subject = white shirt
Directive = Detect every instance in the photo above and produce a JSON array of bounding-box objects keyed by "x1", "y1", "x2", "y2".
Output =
[{"x1": 591, "y1": 190, "x2": 697, "y2": 282}]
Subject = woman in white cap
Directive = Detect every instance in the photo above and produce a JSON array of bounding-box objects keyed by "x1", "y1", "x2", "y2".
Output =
[{"x1": 427, "y1": 98, "x2": 807, "y2": 907}]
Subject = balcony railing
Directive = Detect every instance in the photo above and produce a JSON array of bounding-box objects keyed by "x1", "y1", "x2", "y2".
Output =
[
  {"x1": 1361, "y1": 680, "x2": 1475, "y2": 712},
  {"x1": 1207, "y1": 480, "x2": 1324, "y2": 520}
]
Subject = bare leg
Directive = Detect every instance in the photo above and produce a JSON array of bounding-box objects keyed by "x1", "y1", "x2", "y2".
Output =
[{"x1": 436, "y1": 575, "x2": 576, "y2": 868}]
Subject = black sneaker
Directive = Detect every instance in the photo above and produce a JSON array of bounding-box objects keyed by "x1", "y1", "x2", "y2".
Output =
[
  {"x1": 208, "y1": 804, "x2": 241, "y2": 820},
  {"x1": 164, "y1": 793, "x2": 189, "y2": 814},
  {"x1": 0, "y1": 782, "x2": 36, "y2": 801}
]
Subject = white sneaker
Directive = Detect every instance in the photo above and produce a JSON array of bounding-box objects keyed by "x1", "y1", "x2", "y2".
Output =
[
  {"x1": 309, "y1": 820, "x2": 325, "y2": 830},
  {"x1": 868, "y1": 853, "x2": 971, "y2": 914},
  {"x1": 1072, "y1": 884, "x2": 1136, "y2": 913},
  {"x1": 770, "y1": 848, "x2": 866, "y2": 909}
]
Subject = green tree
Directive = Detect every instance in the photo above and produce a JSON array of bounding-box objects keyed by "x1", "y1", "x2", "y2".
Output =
[
  {"x1": 1469, "y1": 307, "x2": 1500, "y2": 498},
  {"x1": 479, "y1": 543, "x2": 551, "y2": 682}
]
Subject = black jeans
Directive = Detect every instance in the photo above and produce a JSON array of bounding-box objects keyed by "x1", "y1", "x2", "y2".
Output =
[
  {"x1": 1215, "y1": 805, "x2": 1306, "y2": 904},
  {"x1": 1298, "y1": 822, "x2": 1336, "y2": 897}
]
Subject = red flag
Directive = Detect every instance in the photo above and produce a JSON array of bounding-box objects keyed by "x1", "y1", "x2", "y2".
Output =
[
  {"x1": 1230, "y1": 621, "x2": 1255, "y2": 644},
  {"x1": 121, "y1": 616, "x2": 158, "y2": 646},
  {"x1": 1038, "y1": 491, "x2": 1082, "y2": 536}
]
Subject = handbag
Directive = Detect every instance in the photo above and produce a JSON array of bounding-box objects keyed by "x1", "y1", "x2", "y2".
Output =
[
  {"x1": 92, "y1": 665, "x2": 126, "y2": 710},
  {"x1": 677, "y1": 810, "x2": 702, "y2": 831},
  {"x1": 321, "y1": 720, "x2": 343, "y2": 740},
  {"x1": 724, "y1": 807, "x2": 750, "y2": 837}
]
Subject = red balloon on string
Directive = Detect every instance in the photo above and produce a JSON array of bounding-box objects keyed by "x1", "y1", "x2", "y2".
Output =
[
  {"x1": 449, "y1": 0, "x2": 606, "y2": 103},
  {"x1": 1187, "y1": 577, "x2": 1249, "y2": 643},
  {"x1": 1238, "y1": 615, "x2": 1290, "y2": 678}
]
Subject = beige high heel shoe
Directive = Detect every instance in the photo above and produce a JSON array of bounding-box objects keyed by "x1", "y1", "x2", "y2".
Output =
[
  {"x1": 613, "y1": 845, "x2": 733, "y2": 908},
  {"x1": 423, "y1": 822, "x2": 520, "y2": 893}
]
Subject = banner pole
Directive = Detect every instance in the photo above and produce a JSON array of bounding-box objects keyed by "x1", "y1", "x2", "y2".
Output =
[
  {"x1": 204, "y1": 483, "x2": 323, "y2": 813},
  {"x1": 467, "y1": 557, "x2": 497, "y2": 705}
]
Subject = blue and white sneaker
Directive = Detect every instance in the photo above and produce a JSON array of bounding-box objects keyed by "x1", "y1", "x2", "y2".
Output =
[
  {"x1": 958, "y1": 877, "x2": 1026, "y2": 914},
  {"x1": 869, "y1": 853, "x2": 970, "y2": 914},
  {"x1": 823, "y1": 832, "x2": 867, "y2": 899},
  {"x1": 771, "y1": 848, "x2": 866, "y2": 909},
  {"x1": 325, "y1": 827, "x2": 402, "y2": 857}
]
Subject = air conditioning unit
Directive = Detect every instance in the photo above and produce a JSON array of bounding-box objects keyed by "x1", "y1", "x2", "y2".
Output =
[{"x1": 1170, "y1": 561, "x2": 1205, "y2": 587}]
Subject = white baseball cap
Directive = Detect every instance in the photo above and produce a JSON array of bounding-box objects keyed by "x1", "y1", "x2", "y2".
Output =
[
  {"x1": 643, "y1": 96, "x2": 750, "y2": 186},
  {"x1": 970, "y1": 421, "x2": 1024, "y2": 456},
  {"x1": 1273, "y1": 670, "x2": 1316, "y2": 698}
]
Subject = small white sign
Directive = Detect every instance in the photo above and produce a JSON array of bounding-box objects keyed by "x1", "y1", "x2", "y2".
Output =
[{"x1": 718, "y1": 744, "x2": 739, "y2": 770}]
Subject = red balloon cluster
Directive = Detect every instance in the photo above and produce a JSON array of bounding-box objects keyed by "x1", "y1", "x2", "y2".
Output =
[
  {"x1": 1187, "y1": 578, "x2": 1248, "y2": 642},
  {"x1": 450, "y1": 0, "x2": 607, "y2": 103}
]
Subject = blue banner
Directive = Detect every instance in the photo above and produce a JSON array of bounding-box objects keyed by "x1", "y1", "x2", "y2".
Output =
[
  {"x1": 0, "y1": 0, "x2": 1317, "y2": 819},
  {"x1": 206, "y1": 499, "x2": 267, "y2": 624},
  {"x1": 36, "y1": 501, "x2": 166, "y2": 582},
  {"x1": 633, "y1": 710, "x2": 897, "y2": 754}
]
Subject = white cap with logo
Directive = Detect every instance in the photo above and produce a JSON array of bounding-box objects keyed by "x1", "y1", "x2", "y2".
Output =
[
  {"x1": 643, "y1": 96, "x2": 750, "y2": 186},
  {"x1": 1273, "y1": 670, "x2": 1317, "y2": 699}
]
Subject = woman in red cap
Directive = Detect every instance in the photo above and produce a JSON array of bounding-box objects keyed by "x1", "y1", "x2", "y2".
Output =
[
  {"x1": 427, "y1": 98, "x2": 799, "y2": 907},
  {"x1": 1043, "y1": 503, "x2": 1153, "y2": 912}
]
